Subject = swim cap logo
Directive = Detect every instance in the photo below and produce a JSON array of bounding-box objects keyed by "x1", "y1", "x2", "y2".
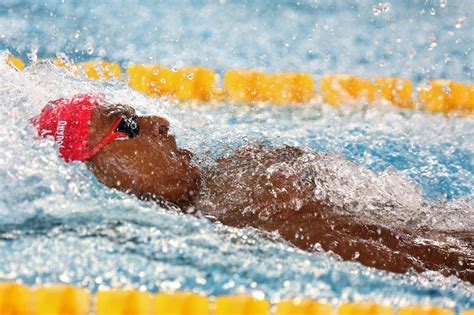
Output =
[{"x1": 55, "y1": 120, "x2": 67, "y2": 147}]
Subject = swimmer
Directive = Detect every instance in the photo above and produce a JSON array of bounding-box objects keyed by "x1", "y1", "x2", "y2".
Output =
[{"x1": 31, "y1": 94, "x2": 473, "y2": 284}]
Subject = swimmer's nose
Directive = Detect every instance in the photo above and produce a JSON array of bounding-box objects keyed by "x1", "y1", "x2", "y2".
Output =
[
  {"x1": 151, "y1": 120, "x2": 170, "y2": 137},
  {"x1": 177, "y1": 148, "x2": 194, "y2": 160}
]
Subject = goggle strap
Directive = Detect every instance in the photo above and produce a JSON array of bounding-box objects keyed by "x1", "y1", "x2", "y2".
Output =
[{"x1": 83, "y1": 116, "x2": 128, "y2": 160}]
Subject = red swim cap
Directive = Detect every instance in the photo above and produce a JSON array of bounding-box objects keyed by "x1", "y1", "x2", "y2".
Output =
[{"x1": 31, "y1": 94, "x2": 104, "y2": 162}]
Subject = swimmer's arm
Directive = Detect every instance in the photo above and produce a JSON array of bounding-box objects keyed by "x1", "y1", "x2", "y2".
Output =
[{"x1": 273, "y1": 202, "x2": 474, "y2": 283}]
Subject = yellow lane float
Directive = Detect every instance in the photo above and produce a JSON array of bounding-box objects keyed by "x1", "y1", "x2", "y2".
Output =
[
  {"x1": 96, "y1": 289, "x2": 153, "y2": 315},
  {"x1": 418, "y1": 80, "x2": 473, "y2": 113},
  {"x1": 81, "y1": 60, "x2": 121, "y2": 80},
  {"x1": 34, "y1": 285, "x2": 90, "y2": 315},
  {"x1": 0, "y1": 282, "x2": 32, "y2": 315},
  {"x1": 399, "y1": 305, "x2": 454, "y2": 315},
  {"x1": 6, "y1": 55, "x2": 25, "y2": 71},
  {"x1": 276, "y1": 298, "x2": 332, "y2": 315},
  {"x1": 53, "y1": 59, "x2": 121, "y2": 80},
  {"x1": 0, "y1": 282, "x2": 472, "y2": 315},
  {"x1": 338, "y1": 302, "x2": 394, "y2": 315},
  {"x1": 127, "y1": 64, "x2": 217, "y2": 101},
  {"x1": 214, "y1": 294, "x2": 270, "y2": 315},
  {"x1": 155, "y1": 292, "x2": 209, "y2": 315},
  {"x1": 320, "y1": 74, "x2": 413, "y2": 108},
  {"x1": 223, "y1": 69, "x2": 314, "y2": 104},
  {"x1": 34, "y1": 59, "x2": 121, "y2": 81},
  {"x1": 3, "y1": 55, "x2": 473, "y2": 113}
]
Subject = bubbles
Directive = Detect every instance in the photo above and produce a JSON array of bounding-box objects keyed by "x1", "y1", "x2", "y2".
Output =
[
  {"x1": 429, "y1": 33, "x2": 438, "y2": 50},
  {"x1": 443, "y1": 54, "x2": 451, "y2": 64},
  {"x1": 417, "y1": 80, "x2": 432, "y2": 91},
  {"x1": 455, "y1": 16, "x2": 466, "y2": 29},
  {"x1": 441, "y1": 84, "x2": 451, "y2": 94},
  {"x1": 98, "y1": 49, "x2": 107, "y2": 58},
  {"x1": 86, "y1": 45, "x2": 94, "y2": 55},
  {"x1": 27, "y1": 48, "x2": 38, "y2": 63},
  {"x1": 372, "y1": 2, "x2": 391, "y2": 16}
]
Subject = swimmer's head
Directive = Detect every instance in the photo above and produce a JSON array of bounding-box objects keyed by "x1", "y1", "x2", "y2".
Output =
[{"x1": 32, "y1": 95, "x2": 201, "y2": 207}]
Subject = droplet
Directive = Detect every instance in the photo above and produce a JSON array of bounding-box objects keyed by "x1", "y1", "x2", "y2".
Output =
[
  {"x1": 382, "y1": 2, "x2": 391, "y2": 12},
  {"x1": 160, "y1": 78, "x2": 166, "y2": 83},
  {"x1": 417, "y1": 80, "x2": 432, "y2": 92},
  {"x1": 187, "y1": 73, "x2": 194, "y2": 79},
  {"x1": 441, "y1": 84, "x2": 451, "y2": 94},
  {"x1": 171, "y1": 66, "x2": 178, "y2": 72},
  {"x1": 86, "y1": 45, "x2": 94, "y2": 55},
  {"x1": 396, "y1": 80, "x2": 405, "y2": 90},
  {"x1": 373, "y1": 2, "x2": 391, "y2": 16},
  {"x1": 439, "y1": 0, "x2": 447, "y2": 8},
  {"x1": 27, "y1": 48, "x2": 38, "y2": 63},
  {"x1": 429, "y1": 33, "x2": 437, "y2": 50},
  {"x1": 430, "y1": 8, "x2": 436, "y2": 15},
  {"x1": 455, "y1": 16, "x2": 466, "y2": 29},
  {"x1": 73, "y1": 30, "x2": 80, "y2": 39},
  {"x1": 444, "y1": 54, "x2": 451, "y2": 64},
  {"x1": 373, "y1": 5, "x2": 382, "y2": 16}
]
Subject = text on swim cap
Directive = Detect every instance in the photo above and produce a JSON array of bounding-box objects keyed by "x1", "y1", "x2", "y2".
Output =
[{"x1": 55, "y1": 120, "x2": 67, "y2": 147}]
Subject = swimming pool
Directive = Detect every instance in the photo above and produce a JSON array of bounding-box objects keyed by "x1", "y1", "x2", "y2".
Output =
[{"x1": 0, "y1": 0, "x2": 473, "y2": 311}]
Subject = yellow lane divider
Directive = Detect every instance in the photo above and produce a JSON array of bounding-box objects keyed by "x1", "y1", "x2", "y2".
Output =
[
  {"x1": 418, "y1": 80, "x2": 474, "y2": 113},
  {"x1": 96, "y1": 289, "x2": 153, "y2": 315},
  {"x1": 319, "y1": 74, "x2": 414, "y2": 108},
  {"x1": 3, "y1": 55, "x2": 473, "y2": 113},
  {"x1": 399, "y1": 305, "x2": 455, "y2": 315},
  {"x1": 49, "y1": 59, "x2": 121, "y2": 80},
  {"x1": 6, "y1": 55, "x2": 25, "y2": 71},
  {"x1": 223, "y1": 70, "x2": 314, "y2": 104},
  {"x1": 215, "y1": 295, "x2": 270, "y2": 315},
  {"x1": 276, "y1": 298, "x2": 332, "y2": 315},
  {"x1": 127, "y1": 64, "x2": 217, "y2": 101},
  {"x1": 35, "y1": 285, "x2": 90, "y2": 315},
  {"x1": 338, "y1": 303, "x2": 394, "y2": 315},
  {"x1": 0, "y1": 282, "x2": 472, "y2": 315},
  {"x1": 0, "y1": 282, "x2": 31, "y2": 314},
  {"x1": 156, "y1": 292, "x2": 209, "y2": 315}
]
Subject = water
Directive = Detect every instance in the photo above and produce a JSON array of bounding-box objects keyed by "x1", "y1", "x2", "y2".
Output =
[{"x1": 0, "y1": 0, "x2": 473, "y2": 311}]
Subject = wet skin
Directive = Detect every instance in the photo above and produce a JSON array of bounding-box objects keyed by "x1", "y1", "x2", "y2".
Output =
[{"x1": 86, "y1": 103, "x2": 474, "y2": 284}]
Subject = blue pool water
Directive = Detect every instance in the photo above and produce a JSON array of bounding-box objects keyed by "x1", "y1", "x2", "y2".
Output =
[{"x1": 0, "y1": 0, "x2": 473, "y2": 311}]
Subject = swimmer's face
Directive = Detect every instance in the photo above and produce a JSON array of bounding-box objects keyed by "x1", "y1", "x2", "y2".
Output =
[{"x1": 86, "y1": 103, "x2": 201, "y2": 207}]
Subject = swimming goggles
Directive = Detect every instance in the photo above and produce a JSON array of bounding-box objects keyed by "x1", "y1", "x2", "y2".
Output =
[{"x1": 85, "y1": 115, "x2": 140, "y2": 159}]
